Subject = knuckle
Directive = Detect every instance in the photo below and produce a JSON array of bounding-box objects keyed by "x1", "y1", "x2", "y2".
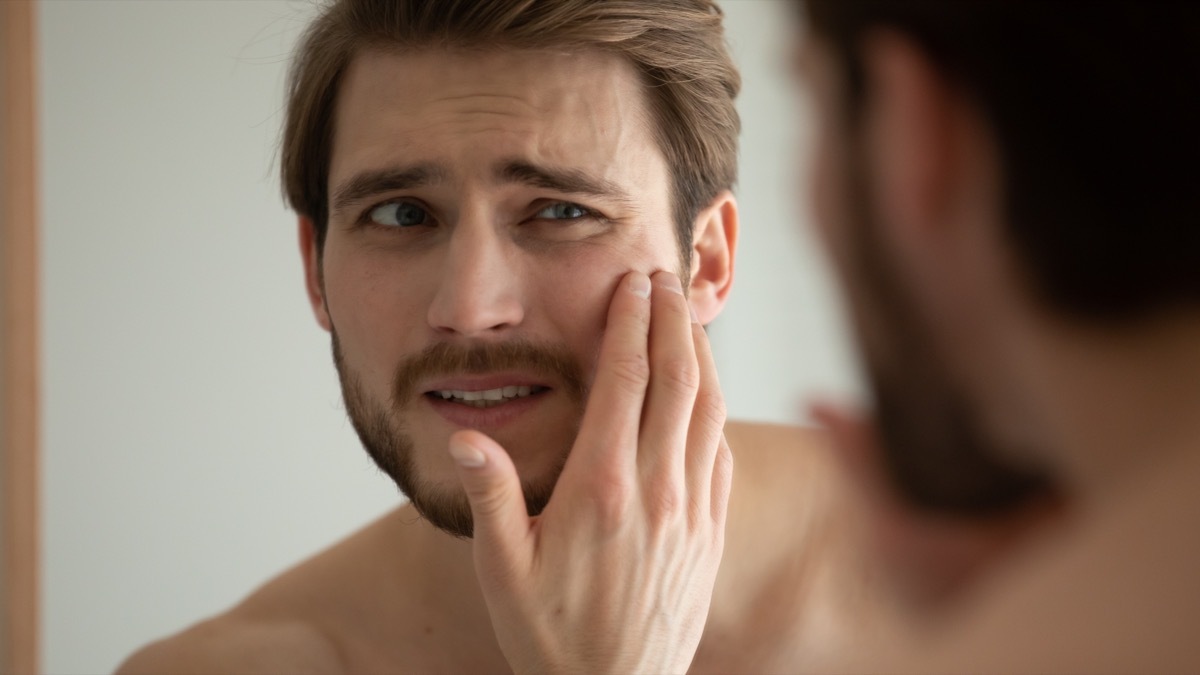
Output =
[
  {"x1": 609, "y1": 352, "x2": 651, "y2": 391},
  {"x1": 715, "y1": 441, "x2": 734, "y2": 476},
  {"x1": 710, "y1": 445, "x2": 734, "y2": 522},
  {"x1": 693, "y1": 388, "x2": 727, "y2": 430},
  {"x1": 467, "y1": 481, "x2": 511, "y2": 516},
  {"x1": 588, "y1": 471, "x2": 634, "y2": 527},
  {"x1": 646, "y1": 483, "x2": 685, "y2": 523},
  {"x1": 657, "y1": 356, "x2": 700, "y2": 395}
]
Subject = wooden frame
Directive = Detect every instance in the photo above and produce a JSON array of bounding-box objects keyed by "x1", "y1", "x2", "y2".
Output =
[{"x1": 1, "y1": 1, "x2": 40, "y2": 673}]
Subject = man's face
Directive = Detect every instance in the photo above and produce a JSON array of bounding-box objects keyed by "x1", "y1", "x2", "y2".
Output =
[
  {"x1": 306, "y1": 47, "x2": 687, "y2": 536},
  {"x1": 798, "y1": 38, "x2": 1049, "y2": 515}
]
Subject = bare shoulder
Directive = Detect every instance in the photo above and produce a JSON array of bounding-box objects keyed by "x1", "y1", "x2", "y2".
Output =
[
  {"x1": 699, "y1": 420, "x2": 878, "y2": 671},
  {"x1": 116, "y1": 613, "x2": 344, "y2": 674},
  {"x1": 722, "y1": 420, "x2": 843, "y2": 505},
  {"x1": 117, "y1": 507, "x2": 413, "y2": 674}
]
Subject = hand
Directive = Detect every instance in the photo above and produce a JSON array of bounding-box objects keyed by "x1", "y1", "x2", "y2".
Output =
[{"x1": 445, "y1": 270, "x2": 732, "y2": 674}]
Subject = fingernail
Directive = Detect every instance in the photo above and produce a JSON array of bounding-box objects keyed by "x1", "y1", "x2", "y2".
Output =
[
  {"x1": 449, "y1": 438, "x2": 486, "y2": 468},
  {"x1": 629, "y1": 273, "x2": 652, "y2": 299},
  {"x1": 656, "y1": 274, "x2": 684, "y2": 295},
  {"x1": 689, "y1": 303, "x2": 701, "y2": 323}
]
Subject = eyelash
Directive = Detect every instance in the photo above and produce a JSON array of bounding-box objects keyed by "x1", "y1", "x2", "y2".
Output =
[
  {"x1": 533, "y1": 201, "x2": 605, "y2": 223},
  {"x1": 356, "y1": 199, "x2": 606, "y2": 229}
]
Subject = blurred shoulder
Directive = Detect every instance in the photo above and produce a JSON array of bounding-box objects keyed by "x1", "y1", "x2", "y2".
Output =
[{"x1": 116, "y1": 612, "x2": 344, "y2": 674}]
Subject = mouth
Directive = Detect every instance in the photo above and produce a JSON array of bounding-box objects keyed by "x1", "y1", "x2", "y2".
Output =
[
  {"x1": 417, "y1": 373, "x2": 561, "y2": 431},
  {"x1": 424, "y1": 385, "x2": 551, "y2": 408}
]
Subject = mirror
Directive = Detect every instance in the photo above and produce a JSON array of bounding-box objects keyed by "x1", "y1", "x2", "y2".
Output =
[{"x1": 35, "y1": 1, "x2": 859, "y2": 669}]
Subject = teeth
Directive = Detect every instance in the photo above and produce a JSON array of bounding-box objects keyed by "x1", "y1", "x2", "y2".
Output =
[{"x1": 431, "y1": 385, "x2": 544, "y2": 406}]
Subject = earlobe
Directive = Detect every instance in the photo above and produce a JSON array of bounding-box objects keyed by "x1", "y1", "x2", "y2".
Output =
[
  {"x1": 298, "y1": 217, "x2": 332, "y2": 332},
  {"x1": 687, "y1": 190, "x2": 738, "y2": 325}
]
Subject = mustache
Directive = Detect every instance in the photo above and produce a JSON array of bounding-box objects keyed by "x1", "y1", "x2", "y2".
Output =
[{"x1": 391, "y1": 339, "x2": 587, "y2": 407}]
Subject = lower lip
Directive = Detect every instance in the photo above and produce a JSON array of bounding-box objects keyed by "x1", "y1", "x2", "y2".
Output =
[{"x1": 424, "y1": 391, "x2": 549, "y2": 430}]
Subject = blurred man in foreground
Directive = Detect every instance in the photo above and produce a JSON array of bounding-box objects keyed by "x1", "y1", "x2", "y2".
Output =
[
  {"x1": 795, "y1": 0, "x2": 1200, "y2": 670},
  {"x1": 429, "y1": 1, "x2": 1200, "y2": 670}
]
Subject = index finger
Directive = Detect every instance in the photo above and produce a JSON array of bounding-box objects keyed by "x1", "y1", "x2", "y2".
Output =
[{"x1": 562, "y1": 271, "x2": 653, "y2": 479}]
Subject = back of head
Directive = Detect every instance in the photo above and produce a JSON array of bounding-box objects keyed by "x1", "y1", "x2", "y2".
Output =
[
  {"x1": 803, "y1": 0, "x2": 1200, "y2": 322},
  {"x1": 282, "y1": 0, "x2": 741, "y2": 259}
]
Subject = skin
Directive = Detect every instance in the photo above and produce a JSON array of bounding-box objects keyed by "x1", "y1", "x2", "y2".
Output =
[
  {"x1": 316, "y1": 48, "x2": 692, "y2": 497},
  {"x1": 799, "y1": 27, "x2": 1200, "y2": 672},
  {"x1": 119, "y1": 47, "x2": 880, "y2": 673}
]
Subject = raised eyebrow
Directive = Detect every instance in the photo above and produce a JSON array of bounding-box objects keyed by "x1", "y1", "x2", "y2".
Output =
[
  {"x1": 496, "y1": 160, "x2": 634, "y2": 206},
  {"x1": 329, "y1": 164, "x2": 449, "y2": 216}
]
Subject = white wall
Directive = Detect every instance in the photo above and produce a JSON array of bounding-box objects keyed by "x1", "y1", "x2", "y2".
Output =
[
  {"x1": 717, "y1": 1, "x2": 862, "y2": 423},
  {"x1": 39, "y1": 1, "x2": 860, "y2": 671},
  {"x1": 39, "y1": 3, "x2": 396, "y2": 672}
]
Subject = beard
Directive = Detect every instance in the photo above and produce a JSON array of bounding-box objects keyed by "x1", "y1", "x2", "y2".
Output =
[
  {"x1": 835, "y1": 145, "x2": 1053, "y2": 517},
  {"x1": 332, "y1": 332, "x2": 587, "y2": 538}
]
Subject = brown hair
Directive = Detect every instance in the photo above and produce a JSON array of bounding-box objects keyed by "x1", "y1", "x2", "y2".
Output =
[{"x1": 281, "y1": 0, "x2": 741, "y2": 264}]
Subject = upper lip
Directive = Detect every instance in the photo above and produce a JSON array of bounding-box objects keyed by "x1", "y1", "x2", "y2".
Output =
[{"x1": 422, "y1": 373, "x2": 552, "y2": 394}]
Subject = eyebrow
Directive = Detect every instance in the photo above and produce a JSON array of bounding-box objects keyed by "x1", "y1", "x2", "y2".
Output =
[
  {"x1": 330, "y1": 163, "x2": 449, "y2": 216},
  {"x1": 329, "y1": 158, "x2": 635, "y2": 217},
  {"x1": 496, "y1": 160, "x2": 634, "y2": 205}
]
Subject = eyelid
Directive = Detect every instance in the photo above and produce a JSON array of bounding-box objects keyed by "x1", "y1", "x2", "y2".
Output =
[
  {"x1": 358, "y1": 196, "x2": 432, "y2": 226},
  {"x1": 530, "y1": 199, "x2": 606, "y2": 221}
]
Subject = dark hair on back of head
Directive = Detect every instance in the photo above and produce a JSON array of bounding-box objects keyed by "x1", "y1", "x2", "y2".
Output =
[{"x1": 804, "y1": 0, "x2": 1200, "y2": 321}]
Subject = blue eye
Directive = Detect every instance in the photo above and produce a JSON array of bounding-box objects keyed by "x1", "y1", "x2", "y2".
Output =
[
  {"x1": 534, "y1": 202, "x2": 591, "y2": 220},
  {"x1": 368, "y1": 201, "x2": 429, "y2": 227}
]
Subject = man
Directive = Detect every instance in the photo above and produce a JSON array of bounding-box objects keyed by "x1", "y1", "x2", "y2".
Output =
[
  {"x1": 793, "y1": 0, "x2": 1200, "y2": 670},
  {"x1": 120, "y1": 1, "x2": 873, "y2": 672}
]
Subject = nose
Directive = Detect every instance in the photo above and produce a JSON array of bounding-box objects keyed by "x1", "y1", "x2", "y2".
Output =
[{"x1": 426, "y1": 216, "x2": 525, "y2": 337}]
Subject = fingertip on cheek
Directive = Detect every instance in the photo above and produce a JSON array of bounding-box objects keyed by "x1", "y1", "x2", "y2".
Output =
[{"x1": 628, "y1": 272, "x2": 652, "y2": 299}]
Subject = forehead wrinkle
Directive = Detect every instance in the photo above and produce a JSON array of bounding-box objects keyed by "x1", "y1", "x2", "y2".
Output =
[{"x1": 331, "y1": 47, "x2": 668, "y2": 220}]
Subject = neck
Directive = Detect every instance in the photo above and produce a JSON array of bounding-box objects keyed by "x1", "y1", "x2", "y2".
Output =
[
  {"x1": 1015, "y1": 310, "x2": 1200, "y2": 504},
  {"x1": 395, "y1": 508, "x2": 511, "y2": 667}
]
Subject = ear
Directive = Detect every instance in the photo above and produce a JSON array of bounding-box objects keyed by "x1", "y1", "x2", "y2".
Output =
[
  {"x1": 860, "y1": 30, "x2": 962, "y2": 271},
  {"x1": 298, "y1": 216, "x2": 332, "y2": 332},
  {"x1": 687, "y1": 189, "x2": 738, "y2": 325}
]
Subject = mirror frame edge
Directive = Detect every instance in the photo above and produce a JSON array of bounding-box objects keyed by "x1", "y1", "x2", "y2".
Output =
[{"x1": 1, "y1": 0, "x2": 41, "y2": 673}]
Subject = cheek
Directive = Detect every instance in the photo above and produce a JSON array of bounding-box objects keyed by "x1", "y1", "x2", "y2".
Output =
[
  {"x1": 321, "y1": 239, "x2": 432, "y2": 374},
  {"x1": 536, "y1": 248, "x2": 628, "y2": 363},
  {"x1": 534, "y1": 236, "x2": 671, "y2": 374}
]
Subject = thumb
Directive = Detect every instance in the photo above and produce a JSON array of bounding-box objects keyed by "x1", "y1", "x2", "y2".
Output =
[{"x1": 447, "y1": 429, "x2": 532, "y2": 577}]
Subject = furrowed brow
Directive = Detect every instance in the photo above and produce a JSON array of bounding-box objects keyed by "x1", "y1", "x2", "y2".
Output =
[
  {"x1": 330, "y1": 164, "x2": 448, "y2": 216},
  {"x1": 497, "y1": 160, "x2": 634, "y2": 205}
]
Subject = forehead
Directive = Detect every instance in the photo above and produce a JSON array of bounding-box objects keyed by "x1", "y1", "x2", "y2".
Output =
[{"x1": 329, "y1": 46, "x2": 667, "y2": 201}]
